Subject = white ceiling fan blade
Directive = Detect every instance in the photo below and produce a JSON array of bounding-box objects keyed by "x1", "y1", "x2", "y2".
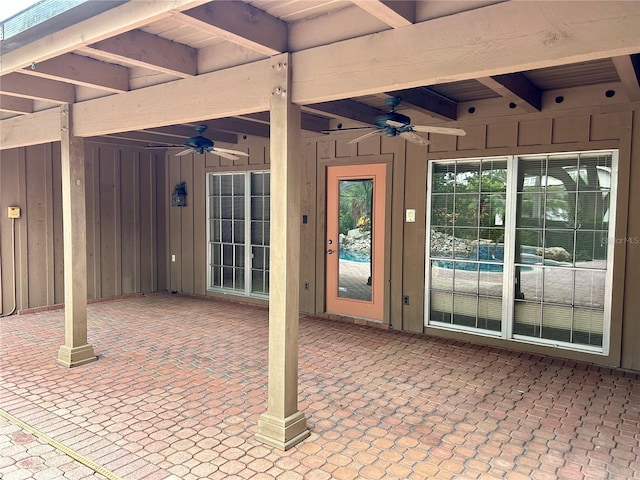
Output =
[
  {"x1": 213, "y1": 150, "x2": 239, "y2": 161},
  {"x1": 412, "y1": 125, "x2": 467, "y2": 136},
  {"x1": 348, "y1": 129, "x2": 383, "y2": 144},
  {"x1": 175, "y1": 148, "x2": 193, "y2": 156},
  {"x1": 400, "y1": 131, "x2": 429, "y2": 146},
  {"x1": 213, "y1": 147, "x2": 249, "y2": 157}
]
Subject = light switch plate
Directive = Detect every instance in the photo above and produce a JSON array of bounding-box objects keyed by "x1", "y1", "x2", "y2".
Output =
[{"x1": 405, "y1": 208, "x2": 416, "y2": 223}]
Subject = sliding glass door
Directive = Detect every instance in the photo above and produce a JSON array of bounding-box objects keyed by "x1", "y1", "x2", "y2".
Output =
[{"x1": 426, "y1": 151, "x2": 617, "y2": 353}]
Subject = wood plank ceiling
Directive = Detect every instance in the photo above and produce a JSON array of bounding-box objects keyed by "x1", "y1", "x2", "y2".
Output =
[{"x1": 0, "y1": 0, "x2": 639, "y2": 150}]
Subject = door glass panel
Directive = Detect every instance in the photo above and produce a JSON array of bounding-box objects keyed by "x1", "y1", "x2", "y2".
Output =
[
  {"x1": 428, "y1": 158, "x2": 507, "y2": 334},
  {"x1": 338, "y1": 178, "x2": 373, "y2": 301},
  {"x1": 513, "y1": 153, "x2": 612, "y2": 348}
]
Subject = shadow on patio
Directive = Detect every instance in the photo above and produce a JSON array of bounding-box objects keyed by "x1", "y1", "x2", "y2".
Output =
[{"x1": 1, "y1": 293, "x2": 638, "y2": 479}]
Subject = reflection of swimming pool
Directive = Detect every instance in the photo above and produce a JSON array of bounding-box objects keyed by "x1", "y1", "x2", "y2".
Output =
[
  {"x1": 432, "y1": 244, "x2": 537, "y2": 271},
  {"x1": 339, "y1": 249, "x2": 370, "y2": 263}
]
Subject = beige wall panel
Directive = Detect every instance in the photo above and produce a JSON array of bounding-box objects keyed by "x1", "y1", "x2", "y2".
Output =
[
  {"x1": 52, "y1": 145, "x2": 64, "y2": 304},
  {"x1": 518, "y1": 118, "x2": 552, "y2": 146},
  {"x1": 205, "y1": 154, "x2": 219, "y2": 168},
  {"x1": 336, "y1": 139, "x2": 354, "y2": 158},
  {"x1": 457, "y1": 125, "x2": 487, "y2": 151},
  {"x1": 180, "y1": 157, "x2": 195, "y2": 294},
  {"x1": 156, "y1": 157, "x2": 168, "y2": 292},
  {"x1": 192, "y1": 155, "x2": 207, "y2": 295},
  {"x1": 299, "y1": 142, "x2": 317, "y2": 314},
  {"x1": 590, "y1": 111, "x2": 629, "y2": 141},
  {"x1": 139, "y1": 154, "x2": 157, "y2": 293},
  {"x1": 16, "y1": 149, "x2": 28, "y2": 310},
  {"x1": 428, "y1": 134, "x2": 456, "y2": 153},
  {"x1": 402, "y1": 140, "x2": 428, "y2": 332},
  {"x1": 0, "y1": 149, "x2": 19, "y2": 313},
  {"x1": 317, "y1": 141, "x2": 332, "y2": 160},
  {"x1": 119, "y1": 151, "x2": 139, "y2": 295},
  {"x1": 98, "y1": 146, "x2": 121, "y2": 298},
  {"x1": 356, "y1": 136, "x2": 381, "y2": 157},
  {"x1": 552, "y1": 116, "x2": 590, "y2": 144},
  {"x1": 486, "y1": 122, "x2": 517, "y2": 149},
  {"x1": 25, "y1": 145, "x2": 52, "y2": 307},
  {"x1": 249, "y1": 145, "x2": 267, "y2": 165},
  {"x1": 85, "y1": 146, "x2": 100, "y2": 300},
  {"x1": 621, "y1": 108, "x2": 639, "y2": 370},
  {"x1": 168, "y1": 157, "x2": 182, "y2": 292},
  {"x1": 384, "y1": 137, "x2": 407, "y2": 331}
]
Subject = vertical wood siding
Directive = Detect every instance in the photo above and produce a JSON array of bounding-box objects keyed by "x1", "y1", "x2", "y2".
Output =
[{"x1": 0, "y1": 142, "x2": 164, "y2": 313}]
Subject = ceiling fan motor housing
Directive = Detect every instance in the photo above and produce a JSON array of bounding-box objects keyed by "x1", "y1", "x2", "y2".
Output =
[{"x1": 185, "y1": 135, "x2": 213, "y2": 152}]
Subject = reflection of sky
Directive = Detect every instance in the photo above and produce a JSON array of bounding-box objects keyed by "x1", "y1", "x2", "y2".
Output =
[{"x1": 0, "y1": 0, "x2": 39, "y2": 22}]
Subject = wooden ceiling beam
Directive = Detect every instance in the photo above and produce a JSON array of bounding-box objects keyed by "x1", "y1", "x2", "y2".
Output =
[
  {"x1": 0, "y1": 0, "x2": 210, "y2": 74},
  {"x1": 175, "y1": 2, "x2": 287, "y2": 56},
  {"x1": 22, "y1": 53, "x2": 129, "y2": 93},
  {"x1": 0, "y1": 73, "x2": 75, "y2": 103},
  {"x1": 145, "y1": 125, "x2": 238, "y2": 144},
  {"x1": 386, "y1": 87, "x2": 458, "y2": 120},
  {"x1": 202, "y1": 118, "x2": 270, "y2": 138},
  {"x1": 304, "y1": 100, "x2": 384, "y2": 125},
  {"x1": 292, "y1": 1, "x2": 640, "y2": 104},
  {"x1": 612, "y1": 54, "x2": 640, "y2": 102},
  {"x1": 237, "y1": 112, "x2": 330, "y2": 133},
  {"x1": 351, "y1": 0, "x2": 415, "y2": 28},
  {"x1": 476, "y1": 73, "x2": 542, "y2": 112},
  {"x1": 0, "y1": 108, "x2": 61, "y2": 149},
  {"x1": 81, "y1": 30, "x2": 197, "y2": 78},
  {"x1": 0, "y1": 95, "x2": 34, "y2": 114}
]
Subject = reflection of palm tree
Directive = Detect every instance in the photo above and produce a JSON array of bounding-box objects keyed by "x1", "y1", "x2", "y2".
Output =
[{"x1": 339, "y1": 179, "x2": 374, "y2": 286}]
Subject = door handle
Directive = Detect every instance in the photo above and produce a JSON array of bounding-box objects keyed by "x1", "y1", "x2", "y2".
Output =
[{"x1": 326, "y1": 249, "x2": 334, "y2": 254}]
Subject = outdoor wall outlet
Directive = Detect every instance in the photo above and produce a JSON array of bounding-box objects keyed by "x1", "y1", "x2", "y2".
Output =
[
  {"x1": 171, "y1": 254, "x2": 176, "y2": 262},
  {"x1": 403, "y1": 295, "x2": 410, "y2": 305},
  {"x1": 7, "y1": 206, "x2": 21, "y2": 219}
]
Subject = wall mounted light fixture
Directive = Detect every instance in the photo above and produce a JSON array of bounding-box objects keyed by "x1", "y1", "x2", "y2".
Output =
[{"x1": 172, "y1": 181, "x2": 187, "y2": 207}]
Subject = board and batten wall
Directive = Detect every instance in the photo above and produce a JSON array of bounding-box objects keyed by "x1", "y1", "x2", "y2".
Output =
[
  {"x1": 164, "y1": 105, "x2": 639, "y2": 371},
  {"x1": 0, "y1": 142, "x2": 166, "y2": 314}
]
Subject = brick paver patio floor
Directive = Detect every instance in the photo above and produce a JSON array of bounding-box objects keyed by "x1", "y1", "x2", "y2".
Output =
[{"x1": 0, "y1": 294, "x2": 638, "y2": 479}]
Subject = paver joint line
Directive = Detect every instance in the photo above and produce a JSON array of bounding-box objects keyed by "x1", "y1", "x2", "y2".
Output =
[{"x1": 0, "y1": 407, "x2": 124, "y2": 480}]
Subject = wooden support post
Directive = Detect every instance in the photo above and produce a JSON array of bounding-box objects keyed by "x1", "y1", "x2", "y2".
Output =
[
  {"x1": 256, "y1": 54, "x2": 309, "y2": 450},
  {"x1": 56, "y1": 104, "x2": 97, "y2": 368}
]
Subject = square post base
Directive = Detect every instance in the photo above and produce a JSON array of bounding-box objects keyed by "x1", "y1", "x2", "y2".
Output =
[
  {"x1": 56, "y1": 344, "x2": 97, "y2": 368},
  {"x1": 256, "y1": 411, "x2": 310, "y2": 450}
]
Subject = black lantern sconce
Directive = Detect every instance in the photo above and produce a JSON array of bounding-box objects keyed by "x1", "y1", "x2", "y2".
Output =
[{"x1": 172, "y1": 181, "x2": 187, "y2": 207}]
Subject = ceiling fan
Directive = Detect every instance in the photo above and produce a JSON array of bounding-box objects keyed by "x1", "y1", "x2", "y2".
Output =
[
  {"x1": 328, "y1": 97, "x2": 466, "y2": 146},
  {"x1": 145, "y1": 125, "x2": 249, "y2": 160}
]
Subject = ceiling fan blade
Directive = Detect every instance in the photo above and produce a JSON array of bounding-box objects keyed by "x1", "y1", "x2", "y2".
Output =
[
  {"x1": 412, "y1": 125, "x2": 467, "y2": 136},
  {"x1": 175, "y1": 149, "x2": 193, "y2": 156},
  {"x1": 144, "y1": 144, "x2": 185, "y2": 149},
  {"x1": 321, "y1": 127, "x2": 372, "y2": 133},
  {"x1": 213, "y1": 150, "x2": 240, "y2": 161},
  {"x1": 400, "y1": 131, "x2": 429, "y2": 146},
  {"x1": 213, "y1": 147, "x2": 249, "y2": 157},
  {"x1": 348, "y1": 129, "x2": 383, "y2": 144}
]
